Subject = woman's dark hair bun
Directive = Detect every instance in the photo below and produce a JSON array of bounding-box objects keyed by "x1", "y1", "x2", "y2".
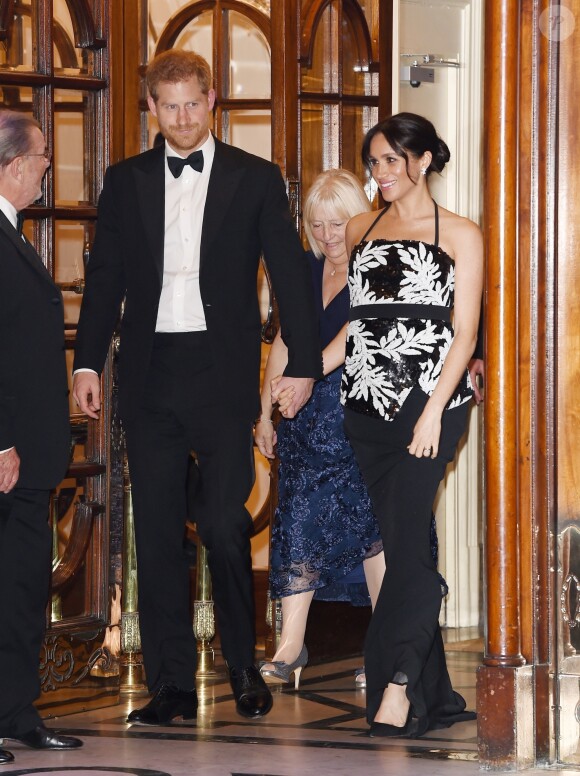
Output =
[
  {"x1": 362, "y1": 112, "x2": 451, "y2": 177},
  {"x1": 431, "y1": 138, "x2": 451, "y2": 173}
]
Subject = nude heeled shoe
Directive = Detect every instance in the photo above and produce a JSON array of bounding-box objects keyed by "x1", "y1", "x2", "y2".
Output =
[{"x1": 259, "y1": 645, "x2": 308, "y2": 690}]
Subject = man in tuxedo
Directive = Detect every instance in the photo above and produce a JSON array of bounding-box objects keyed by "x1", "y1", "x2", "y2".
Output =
[
  {"x1": 0, "y1": 110, "x2": 83, "y2": 764},
  {"x1": 73, "y1": 50, "x2": 321, "y2": 723}
]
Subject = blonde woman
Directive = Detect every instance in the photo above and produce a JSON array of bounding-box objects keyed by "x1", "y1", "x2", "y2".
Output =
[{"x1": 255, "y1": 170, "x2": 385, "y2": 687}]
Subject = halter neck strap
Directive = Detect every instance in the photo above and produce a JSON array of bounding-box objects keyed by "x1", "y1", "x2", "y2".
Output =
[
  {"x1": 360, "y1": 207, "x2": 388, "y2": 242},
  {"x1": 359, "y1": 199, "x2": 439, "y2": 246}
]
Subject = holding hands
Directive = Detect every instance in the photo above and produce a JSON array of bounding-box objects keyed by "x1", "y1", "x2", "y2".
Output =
[
  {"x1": 271, "y1": 376, "x2": 314, "y2": 419},
  {"x1": 270, "y1": 376, "x2": 296, "y2": 416},
  {"x1": 254, "y1": 329, "x2": 316, "y2": 459},
  {"x1": 253, "y1": 375, "x2": 311, "y2": 459}
]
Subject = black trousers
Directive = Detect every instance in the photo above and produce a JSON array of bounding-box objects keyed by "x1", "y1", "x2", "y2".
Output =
[
  {"x1": 0, "y1": 487, "x2": 51, "y2": 737},
  {"x1": 344, "y1": 387, "x2": 472, "y2": 729},
  {"x1": 123, "y1": 332, "x2": 256, "y2": 692}
]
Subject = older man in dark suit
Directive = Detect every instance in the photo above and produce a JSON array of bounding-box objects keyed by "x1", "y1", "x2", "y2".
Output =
[
  {"x1": 73, "y1": 50, "x2": 322, "y2": 723},
  {"x1": 0, "y1": 110, "x2": 82, "y2": 764}
]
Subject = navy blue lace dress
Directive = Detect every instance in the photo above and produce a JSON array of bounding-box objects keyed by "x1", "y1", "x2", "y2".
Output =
[{"x1": 269, "y1": 253, "x2": 383, "y2": 601}]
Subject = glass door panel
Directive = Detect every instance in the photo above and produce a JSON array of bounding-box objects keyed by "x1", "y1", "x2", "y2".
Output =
[
  {"x1": 301, "y1": 100, "x2": 339, "y2": 177},
  {"x1": 54, "y1": 220, "x2": 89, "y2": 325},
  {"x1": 172, "y1": 12, "x2": 213, "y2": 62},
  {"x1": 54, "y1": 90, "x2": 93, "y2": 205},
  {"x1": 299, "y1": 0, "x2": 379, "y2": 214},
  {"x1": 342, "y1": 16, "x2": 371, "y2": 96},
  {"x1": 228, "y1": 109, "x2": 272, "y2": 159},
  {"x1": 342, "y1": 103, "x2": 378, "y2": 183},
  {"x1": 53, "y1": 0, "x2": 95, "y2": 74},
  {"x1": 228, "y1": 11, "x2": 270, "y2": 98},
  {"x1": 0, "y1": 83, "x2": 32, "y2": 109},
  {"x1": 0, "y1": 0, "x2": 33, "y2": 71},
  {"x1": 301, "y1": 3, "x2": 337, "y2": 94}
]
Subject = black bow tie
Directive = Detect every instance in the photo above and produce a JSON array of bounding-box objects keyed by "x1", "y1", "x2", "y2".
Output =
[
  {"x1": 16, "y1": 211, "x2": 24, "y2": 235},
  {"x1": 167, "y1": 150, "x2": 204, "y2": 178}
]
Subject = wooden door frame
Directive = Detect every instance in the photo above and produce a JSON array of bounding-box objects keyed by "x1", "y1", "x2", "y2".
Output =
[{"x1": 476, "y1": 0, "x2": 565, "y2": 768}]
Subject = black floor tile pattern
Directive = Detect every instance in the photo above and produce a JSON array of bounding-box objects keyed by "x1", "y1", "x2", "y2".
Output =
[{"x1": 1, "y1": 647, "x2": 579, "y2": 775}]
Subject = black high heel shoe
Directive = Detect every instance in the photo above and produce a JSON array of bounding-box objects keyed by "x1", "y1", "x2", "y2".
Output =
[
  {"x1": 368, "y1": 671, "x2": 421, "y2": 738},
  {"x1": 368, "y1": 707, "x2": 416, "y2": 738}
]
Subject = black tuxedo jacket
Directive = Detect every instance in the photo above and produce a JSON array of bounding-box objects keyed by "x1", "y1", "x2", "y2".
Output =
[
  {"x1": 0, "y1": 211, "x2": 70, "y2": 489},
  {"x1": 74, "y1": 138, "x2": 322, "y2": 422}
]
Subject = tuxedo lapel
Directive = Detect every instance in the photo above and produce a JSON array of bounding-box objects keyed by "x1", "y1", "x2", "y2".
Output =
[
  {"x1": 131, "y1": 141, "x2": 244, "y2": 279},
  {"x1": 201, "y1": 139, "x2": 245, "y2": 268},
  {"x1": 0, "y1": 210, "x2": 59, "y2": 290},
  {"x1": 133, "y1": 146, "x2": 166, "y2": 287}
]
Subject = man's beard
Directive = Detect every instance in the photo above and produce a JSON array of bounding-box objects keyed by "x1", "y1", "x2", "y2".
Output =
[{"x1": 164, "y1": 124, "x2": 203, "y2": 152}]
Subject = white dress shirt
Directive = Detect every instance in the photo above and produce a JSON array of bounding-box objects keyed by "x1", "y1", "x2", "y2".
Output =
[
  {"x1": 156, "y1": 134, "x2": 215, "y2": 332},
  {"x1": 74, "y1": 133, "x2": 216, "y2": 385},
  {"x1": 0, "y1": 193, "x2": 18, "y2": 230}
]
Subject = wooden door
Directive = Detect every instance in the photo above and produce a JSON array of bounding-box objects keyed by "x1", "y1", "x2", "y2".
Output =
[{"x1": 0, "y1": 0, "x2": 119, "y2": 715}]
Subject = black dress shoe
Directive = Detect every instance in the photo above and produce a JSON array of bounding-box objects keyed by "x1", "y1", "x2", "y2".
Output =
[
  {"x1": 229, "y1": 665, "x2": 273, "y2": 718},
  {"x1": 0, "y1": 747, "x2": 14, "y2": 763},
  {"x1": 127, "y1": 683, "x2": 197, "y2": 725},
  {"x1": 11, "y1": 725, "x2": 82, "y2": 749}
]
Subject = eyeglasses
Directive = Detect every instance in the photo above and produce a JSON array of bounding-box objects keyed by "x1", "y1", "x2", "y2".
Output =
[{"x1": 25, "y1": 150, "x2": 52, "y2": 162}]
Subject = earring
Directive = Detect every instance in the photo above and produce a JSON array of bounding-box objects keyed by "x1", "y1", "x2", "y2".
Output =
[{"x1": 420, "y1": 168, "x2": 427, "y2": 176}]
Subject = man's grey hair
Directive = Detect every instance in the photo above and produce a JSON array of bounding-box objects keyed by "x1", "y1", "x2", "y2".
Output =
[{"x1": 0, "y1": 110, "x2": 41, "y2": 168}]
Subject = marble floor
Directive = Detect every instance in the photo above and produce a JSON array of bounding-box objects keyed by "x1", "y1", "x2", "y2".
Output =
[{"x1": 1, "y1": 641, "x2": 579, "y2": 776}]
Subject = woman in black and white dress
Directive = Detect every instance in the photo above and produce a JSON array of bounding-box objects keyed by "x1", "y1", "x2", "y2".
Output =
[{"x1": 341, "y1": 113, "x2": 483, "y2": 737}]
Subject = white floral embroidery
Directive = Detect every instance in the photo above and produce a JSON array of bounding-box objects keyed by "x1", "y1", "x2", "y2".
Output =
[
  {"x1": 380, "y1": 321, "x2": 439, "y2": 362},
  {"x1": 356, "y1": 241, "x2": 394, "y2": 272},
  {"x1": 397, "y1": 243, "x2": 454, "y2": 306},
  {"x1": 343, "y1": 239, "x2": 472, "y2": 420},
  {"x1": 349, "y1": 270, "x2": 378, "y2": 307}
]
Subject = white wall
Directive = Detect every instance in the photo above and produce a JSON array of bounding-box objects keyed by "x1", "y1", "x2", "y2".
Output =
[{"x1": 398, "y1": 0, "x2": 485, "y2": 627}]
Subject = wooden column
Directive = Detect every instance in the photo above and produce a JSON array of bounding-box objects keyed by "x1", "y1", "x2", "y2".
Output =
[
  {"x1": 477, "y1": 0, "x2": 558, "y2": 768},
  {"x1": 555, "y1": 1, "x2": 580, "y2": 763},
  {"x1": 481, "y1": 0, "x2": 523, "y2": 670}
]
